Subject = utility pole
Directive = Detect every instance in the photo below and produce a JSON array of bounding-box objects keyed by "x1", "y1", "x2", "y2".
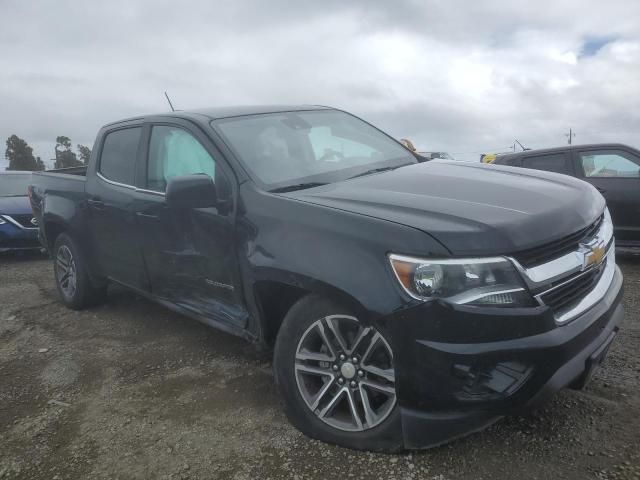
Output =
[{"x1": 565, "y1": 128, "x2": 576, "y2": 145}]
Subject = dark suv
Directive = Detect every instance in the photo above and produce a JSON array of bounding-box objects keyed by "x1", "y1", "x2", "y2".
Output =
[
  {"x1": 29, "y1": 106, "x2": 623, "y2": 450},
  {"x1": 493, "y1": 144, "x2": 640, "y2": 253}
]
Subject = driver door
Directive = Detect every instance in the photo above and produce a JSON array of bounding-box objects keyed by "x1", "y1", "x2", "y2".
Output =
[
  {"x1": 575, "y1": 147, "x2": 640, "y2": 245},
  {"x1": 133, "y1": 121, "x2": 246, "y2": 327}
]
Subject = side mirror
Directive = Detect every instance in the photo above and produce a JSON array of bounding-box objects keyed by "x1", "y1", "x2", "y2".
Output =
[{"x1": 166, "y1": 175, "x2": 217, "y2": 209}]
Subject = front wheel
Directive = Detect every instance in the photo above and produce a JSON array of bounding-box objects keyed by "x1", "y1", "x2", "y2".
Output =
[
  {"x1": 53, "y1": 233, "x2": 107, "y2": 310},
  {"x1": 274, "y1": 295, "x2": 402, "y2": 451}
]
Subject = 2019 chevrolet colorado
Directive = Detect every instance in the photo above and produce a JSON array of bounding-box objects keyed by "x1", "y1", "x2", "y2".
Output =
[{"x1": 29, "y1": 106, "x2": 623, "y2": 450}]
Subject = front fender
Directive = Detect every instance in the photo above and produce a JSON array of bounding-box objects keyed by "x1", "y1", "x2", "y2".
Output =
[{"x1": 238, "y1": 185, "x2": 448, "y2": 328}]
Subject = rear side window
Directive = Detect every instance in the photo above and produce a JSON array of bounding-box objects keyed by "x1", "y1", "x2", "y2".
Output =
[
  {"x1": 99, "y1": 127, "x2": 142, "y2": 186},
  {"x1": 522, "y1": 153, "x2": 570, "y2": 174}
]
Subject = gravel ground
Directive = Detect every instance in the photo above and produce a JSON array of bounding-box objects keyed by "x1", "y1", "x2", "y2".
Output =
[{"x1": 1, "y1": 252, "x2": 639, "y2": 480}]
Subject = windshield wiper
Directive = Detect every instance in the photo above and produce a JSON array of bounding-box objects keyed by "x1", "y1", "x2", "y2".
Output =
[
  {"x1": 348, "y1": 164, "x2": 410, "y2": 179},
  {"x1": 270, "y1": 182, "x2": 327, "y2": 193}
]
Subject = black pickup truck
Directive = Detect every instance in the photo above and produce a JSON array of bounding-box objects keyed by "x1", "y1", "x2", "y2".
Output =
[{"x1": 30, "y1": 106, "x2": 623, "y2": 451}]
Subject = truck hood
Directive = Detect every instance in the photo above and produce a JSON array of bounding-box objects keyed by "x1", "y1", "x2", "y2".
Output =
[
  {"x1": 0, "y1": 195, "x2": 32, "y2": 215},
  {"x1": 286, "y1": 161, "x2": 605, "y2": 256}
]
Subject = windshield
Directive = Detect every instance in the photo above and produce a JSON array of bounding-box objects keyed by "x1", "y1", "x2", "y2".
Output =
[
  {"x1": 0, "y1": 174, "x2": 32, "y2": 197},
  {"x1": 212, "y1": 110, "x2": 416, "y2": 190}
]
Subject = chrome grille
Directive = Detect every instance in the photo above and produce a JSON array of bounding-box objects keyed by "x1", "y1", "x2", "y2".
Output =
[
  {"x1": 513, "y1": 215, "x2": 603, "y2": 268},
  {"x1": 4, "y1": 214, "x2": 38, "y2": 229},
  {"x1": 511, "y1": 209, "x2": 615, "y2": 324},
  {"x1": 538, "y1": 260, "x2": 606, "y2": 314}
]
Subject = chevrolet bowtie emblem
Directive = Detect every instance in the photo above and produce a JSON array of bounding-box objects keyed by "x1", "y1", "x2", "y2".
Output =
[{"x1": 581, "y1": 239, "x2": 606, "y2": 270}]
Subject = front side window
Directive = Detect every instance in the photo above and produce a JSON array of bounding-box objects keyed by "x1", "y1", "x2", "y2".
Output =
[
  {"x1": 523, "y1": 153, "x2": 569, "y2": 174},
  {"x1": 147, "y1": 126, "x2": 216, "y2": 192},
  {"x1": 99, "y1": 127, "x2": 141, "y2": 185},
  {"x1": 212, "y1": 110, "x2": 416, "y2": 189},
  {"x1": 579, "y1": 151, "x2": 640, "y2": 178}
]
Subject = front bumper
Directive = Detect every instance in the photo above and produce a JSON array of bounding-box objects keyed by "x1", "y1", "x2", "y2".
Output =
[
  {"x1": 384, "y1": 264, "x2": 624, "y2": 449},
  {"x1": 0, "y1": 222, "x2": 40, "y2": 252}
]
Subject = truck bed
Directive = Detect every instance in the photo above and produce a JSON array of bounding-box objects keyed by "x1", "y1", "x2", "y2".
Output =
[
  {"x1": 32, "y1": 166, "x2": 87, "y2": 192},
  {"x1": 30, "y1": 167, "x2": 89, "y2": 250},
  {"x1": 39, "y1": 165, "x2": 88, "y2": 176}
]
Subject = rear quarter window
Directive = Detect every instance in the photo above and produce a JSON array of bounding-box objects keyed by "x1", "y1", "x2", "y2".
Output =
[
  {"x1": 522, "y1": 153, "x2": 570, "y2": 174},
  {"x1": 491, "y1": 155, "x2": 520, "y2": 166},
  {"x1": 99, "y1": 127, "x2": 142, "y2": 186},
  {"x1": 505, "y1": 156, "x2": 522, "y2": 166}
]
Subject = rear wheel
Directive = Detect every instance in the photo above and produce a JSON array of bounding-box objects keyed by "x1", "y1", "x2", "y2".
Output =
[
  {"x1": 53, "y1": 233, "x2": 107, "y2": 309},
  {"x1": 274, "y1": 295, "x2": 402, "y2": 451}
]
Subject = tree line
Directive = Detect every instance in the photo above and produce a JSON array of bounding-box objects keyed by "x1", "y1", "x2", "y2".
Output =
[{"x1": 4, "y1": 134, "x2": 92, "y2": 171}]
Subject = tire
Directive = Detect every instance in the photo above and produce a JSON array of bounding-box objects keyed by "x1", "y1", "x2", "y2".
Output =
[
  {"x1": 53, "y1": 233, "x2": 107, "y2": 310},
  {"x1": 274, "y1": 294, "x2": 403, "y2": 451}
]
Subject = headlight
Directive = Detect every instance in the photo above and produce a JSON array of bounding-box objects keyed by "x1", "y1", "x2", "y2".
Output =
[
  {"x1": 0, "y1": 216, "x2": 6, "y2": 225},
  {"x1": 389, "y1": 254, "x2": 535, "y2": 307}
]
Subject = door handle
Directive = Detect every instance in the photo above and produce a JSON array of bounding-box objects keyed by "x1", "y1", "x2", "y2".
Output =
[{"x1": 87, "y1": 198, "x2": 105, "y2": 209}]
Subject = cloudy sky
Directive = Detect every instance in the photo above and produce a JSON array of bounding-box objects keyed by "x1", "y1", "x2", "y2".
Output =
[{"x1": 1, "y1": 0, "x2": 639, "y2": 169}]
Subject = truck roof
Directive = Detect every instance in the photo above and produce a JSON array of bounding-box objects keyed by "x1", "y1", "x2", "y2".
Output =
[
  {"x1": 496, "y1": 143, "x2": 634, "y2": 161},
  {"x1": 104, "y1": 105, "x2": 333, "y2": 127}
]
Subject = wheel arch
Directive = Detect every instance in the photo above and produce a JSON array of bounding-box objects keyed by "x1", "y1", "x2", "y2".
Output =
[
  {"x1": 44, "y1": 216, "x2": 105, "y2": 287},
  {"x1": 43, "y1": 217, "x2": 69, "y2": 251},
  {"x1": 252, "y1": 276, "x2": 371, "y2": 348}
]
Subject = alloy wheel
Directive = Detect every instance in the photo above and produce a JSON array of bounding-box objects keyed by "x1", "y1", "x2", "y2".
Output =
[
  {"x1": 56, "y1": 245, "x2": 77, "y2": 299},
  {"x1": 294, "y1": 315, "x2": 396, "y2": 432}
]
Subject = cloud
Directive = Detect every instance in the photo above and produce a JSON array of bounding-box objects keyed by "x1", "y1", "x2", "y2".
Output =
[{"x1": 1, "y1": 0, "x2": 639, "y2": 169}]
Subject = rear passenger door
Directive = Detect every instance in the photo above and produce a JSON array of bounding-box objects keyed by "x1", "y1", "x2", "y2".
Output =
[
  {"x1": 574, "y1": 148, "x2": 640, "y2": 245},
  {"x1": 86, "y1": 125, "x2": 149, "y2": 290},
  {"x1": 521, "y1": 152, "x2": 574, "y2": 176}
]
